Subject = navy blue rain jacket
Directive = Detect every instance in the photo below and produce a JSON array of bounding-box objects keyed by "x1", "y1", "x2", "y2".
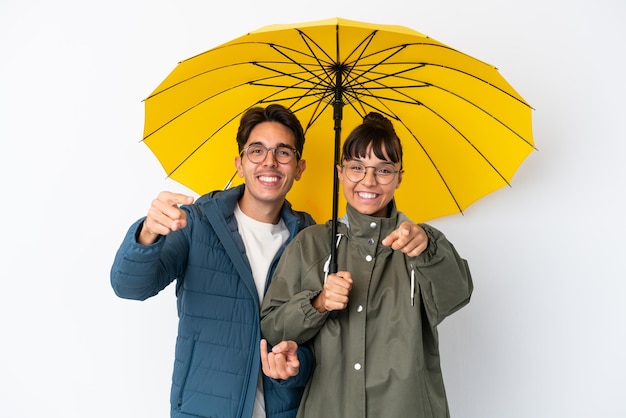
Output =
[{"x1": 111, "y1": 185, "x2": 315, "y2": 418}]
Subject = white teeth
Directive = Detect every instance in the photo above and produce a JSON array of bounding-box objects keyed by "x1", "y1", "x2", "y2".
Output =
[
  {"x1": 259, "y1": 176, "x2": 279, "y2": 183},
  {"x1": 358, "y1": 192, "x2": 377, "y2": 199}
]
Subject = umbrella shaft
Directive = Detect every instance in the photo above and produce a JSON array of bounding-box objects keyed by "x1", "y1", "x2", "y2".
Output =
[{"x1": 330, "y1": 72, "x2": 344, "y2": 274}]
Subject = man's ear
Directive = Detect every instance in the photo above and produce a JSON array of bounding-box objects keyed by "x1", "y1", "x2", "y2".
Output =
[
  {"x1": 294, "y1": 159, "x2": 306, "y2": 181},
  {"x1": 235, "y1": 156, "x2": 244, "y2": 178}
]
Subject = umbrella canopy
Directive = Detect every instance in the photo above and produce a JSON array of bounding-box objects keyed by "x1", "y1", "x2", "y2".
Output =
[{"x1": 142, "y1": 17, "x2": 535, "y2": 226}]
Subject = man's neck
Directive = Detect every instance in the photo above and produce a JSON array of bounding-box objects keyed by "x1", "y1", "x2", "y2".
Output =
[{"x1": 238, "y1": 194, "x2": 283, "y2": 224}]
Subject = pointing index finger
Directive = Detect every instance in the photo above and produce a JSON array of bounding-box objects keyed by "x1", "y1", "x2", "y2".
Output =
[{"x1": 161, "y1": 192, "x2": 194, "y2": 206}]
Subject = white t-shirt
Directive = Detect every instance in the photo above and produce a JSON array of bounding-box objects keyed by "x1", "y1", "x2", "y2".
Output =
[{"x1": 234, "y1": 204, "x2": 290, "y2": 418}]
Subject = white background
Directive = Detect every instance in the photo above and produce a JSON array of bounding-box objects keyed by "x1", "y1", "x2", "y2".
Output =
[{"x1": 1, "y1": 1, "x2": 625, "y2": 417}]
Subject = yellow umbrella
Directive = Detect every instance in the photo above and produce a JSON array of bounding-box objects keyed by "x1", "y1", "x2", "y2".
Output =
[{"x1": 143, "y1": 17, "x2": 535, "y2": 226}]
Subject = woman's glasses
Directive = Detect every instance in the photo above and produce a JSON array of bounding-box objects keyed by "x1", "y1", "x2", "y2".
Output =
[{"x1": 341, "y1": 162, "x2": 400, "y2": 185}]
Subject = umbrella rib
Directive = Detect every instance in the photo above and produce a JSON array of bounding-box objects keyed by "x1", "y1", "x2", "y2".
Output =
[
  {"x1": 337, "y1": 55, "x2": 534, "y2": 150},
  {"x1": 142, "y1": 77, "x2": 254, "y2": 140},
  {"x1": 247, "y1": 40, "x2": 337, "y2": 94},
  {"x1": 248, "y1": 63, "x2": 336, "y2": 132},
  {"x1": 144, "y1": 39, "x2": 335, "y2": 100},
  {"x1": 143, "y1": 62, "x2": 327, "y2": 140},
  {"x1": 163, "y1": 93, "x2": 331, "y2": 178},
  {"x1": 341, "y1": 72, "x2": 524, "y2": 212},
  {"x1": 342, "y1": 40, "x2": 532, "y2": 112},
  {"x1": 252, "y1": 62, "x2": 334, "y2": 97},
  {"x1": 366, "y1": 60, "x2": 531, "y2": 109},
  {"x1": 148, "y1": 70, "x2": 335, "y2": 177},
  {"x1": 165, "y1": 112, "x2": 243, "y2": 178},
  {"x1": 361, "y1": 82, "x2": 518, "y2": 186},
  {"x1": 255, "y1": 85, "x2": 334, "y2": 133},
  {"x1": 336, "y1": 95, "x2": 463, "y2": 213},
  {"x1": 372, "y1": 70, "x2": 534, "y2": 150}
]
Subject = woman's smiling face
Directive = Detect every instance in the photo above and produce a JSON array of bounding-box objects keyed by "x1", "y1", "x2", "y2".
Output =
[{"x1": 337, "y1": 145, "x2": 402, "y2": 218}]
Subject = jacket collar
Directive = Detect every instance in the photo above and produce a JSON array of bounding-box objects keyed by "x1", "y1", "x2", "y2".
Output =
[
  {"x1": 196, "y1": 184, "x2": 311, "y2": 237},
  {"x1": 339, "y1": 200, "x2": 400, "y2": 239}
]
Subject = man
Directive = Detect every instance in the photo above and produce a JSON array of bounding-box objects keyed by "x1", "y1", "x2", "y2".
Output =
[{"x1": 111, "y1": 104, "x2": 427, "y2": 418}]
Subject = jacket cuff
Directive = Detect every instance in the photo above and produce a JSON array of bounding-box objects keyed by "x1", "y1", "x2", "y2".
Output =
[
  {"x1": 124, "y1": 218, "x2": 165, "y2": 258},
  {"x1": 416, "y1": 223, "x2": 440, "y2": 264},
  {"x1": 301, "y1": 290, "x2": 330, "y2": 326}
]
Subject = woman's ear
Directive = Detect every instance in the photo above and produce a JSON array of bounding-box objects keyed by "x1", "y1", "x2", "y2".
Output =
[
  {"x1": 336, "y1": 164, "x2": 344, "y2": 182},
  {"x1": 395, "y1": 169, "x2": 404, "y2": 189}
]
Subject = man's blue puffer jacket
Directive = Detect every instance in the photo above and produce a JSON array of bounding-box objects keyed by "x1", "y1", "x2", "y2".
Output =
[{"x1": 111, "y1": 185, "x2": 315, "y2": 418}]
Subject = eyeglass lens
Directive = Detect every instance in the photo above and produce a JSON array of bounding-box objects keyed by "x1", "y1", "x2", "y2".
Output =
[
  {"x1": 342, "y1": 162, "x2": 398, "y2": 185},
  {"x1": 244, "y1": 145, "x2": 296, "y2": 164}
]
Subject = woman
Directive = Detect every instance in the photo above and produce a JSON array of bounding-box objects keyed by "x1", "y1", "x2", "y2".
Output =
[{"x1": 260, "y1": 112, "x2": 473, "y2": 418}]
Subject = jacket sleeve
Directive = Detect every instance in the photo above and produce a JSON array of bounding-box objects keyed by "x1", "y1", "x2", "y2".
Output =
[
  {"x1": 264, "y1": 343, "x2": 315, "y2": 389},
  {"x1": 261, "y1": 237, "x2": 330, "y2": 346},
  {"x1": 411, "y1": 223, "x2": 473, "y2": 327},
  {"x1": 110, "y1": 217, "x2": 190, "y2": 301}
]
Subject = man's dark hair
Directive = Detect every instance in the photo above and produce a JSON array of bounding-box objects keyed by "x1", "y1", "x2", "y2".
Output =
[{"x1": 236, "y1": 104, "x2": 306, "y2": 159}]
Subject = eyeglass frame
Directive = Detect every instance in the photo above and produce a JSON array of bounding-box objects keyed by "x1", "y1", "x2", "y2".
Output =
[
  {"x1": 340, "y1": 161, "x2": 401, "y2": 185},
  {"x1": 239, "y1": 143, "x2": 301, "y2": 165}
]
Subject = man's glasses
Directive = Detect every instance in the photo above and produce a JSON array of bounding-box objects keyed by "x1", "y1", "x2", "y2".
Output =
[
  {"x1": 240, "y1": 144, "x2": 299, "y2": 164},
  {"x1": 341, "y1": 161, "x2": 400, "y2": 185}
]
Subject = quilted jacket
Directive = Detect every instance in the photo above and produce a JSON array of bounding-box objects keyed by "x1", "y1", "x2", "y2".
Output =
[{"x1": 111, "y1": 185, "x2": 315, "y2": 418}]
